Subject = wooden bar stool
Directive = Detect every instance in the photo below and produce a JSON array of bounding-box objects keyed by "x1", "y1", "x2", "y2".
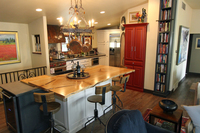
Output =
[
  {"x1": 104, "y1": 75, "x2": 130, "y2": 114},
  {"x1": 112, "y1": 66, "x2": 127, "y2": 86},
  {"x1": 33, "y1": 92, "x2": 65, "y2": 133},
  {"x1": 85, "y1": 83, "x2": 111, "y2": 132}
]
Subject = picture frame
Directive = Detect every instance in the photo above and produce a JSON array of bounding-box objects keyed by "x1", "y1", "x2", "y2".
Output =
[
  {"x1": 0, "y1": 31, "x2": 21, "y2": 65},
  {"x1": 129, "y1": 11, "x2": 139, "y2": 23},
  {"x1": 82, "y1": 36, "x2": 92, "y2": 46},
  {"x1": 32, "y1": 34, "x2": 41, "y2": 54},
  {"x1": 176, "y1": 26, "x2": 190, "y2": 65},
  {"x1": 195, "y1": 38, "x2": 200, "y2": 49}
]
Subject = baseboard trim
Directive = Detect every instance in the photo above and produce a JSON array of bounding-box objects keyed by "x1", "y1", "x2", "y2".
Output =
[
  {"x1": 178, "y1": 76, "x2": 186, "y2": 87},
  {"x1": 143, "y1": 89, "x2": 153, "y2": 94}
]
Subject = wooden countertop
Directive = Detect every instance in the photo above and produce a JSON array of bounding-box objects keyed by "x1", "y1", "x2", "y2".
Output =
[{"x1": 21, "y1": 65, "x2": 135, "y2": 99}]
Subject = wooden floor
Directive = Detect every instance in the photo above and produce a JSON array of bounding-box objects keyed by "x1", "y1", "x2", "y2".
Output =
[{"x1": 0, "y1": 73, "x2": 199, "y2": 133}]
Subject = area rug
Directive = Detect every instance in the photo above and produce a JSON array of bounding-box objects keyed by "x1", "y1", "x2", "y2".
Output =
[{"x1": 143, "y1": 108, "x2": 189, "y2": 133}]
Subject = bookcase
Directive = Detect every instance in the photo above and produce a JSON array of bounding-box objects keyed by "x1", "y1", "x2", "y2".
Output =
[{"x1": 153, "y1": 0, "x2": 177, "y2": 97}]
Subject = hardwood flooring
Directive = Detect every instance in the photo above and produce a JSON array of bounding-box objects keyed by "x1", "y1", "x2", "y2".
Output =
[{"x1": 0, "y1": 73, "x2": 199, "y2": 133}]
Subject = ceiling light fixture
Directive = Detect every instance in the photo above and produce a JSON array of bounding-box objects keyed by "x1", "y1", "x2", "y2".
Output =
[
  {"x1": 107, "y1": 23, "x2": 111, "y2": 25},
  {"x1": 58, "y1": 0, "x2": 94, "y2": 36},
  {"x1": 36, "y1": 8, "x2": 42, "y2": 12},
  {"x1": 100, "y1": 11, "x2": 105, "y2": 14}
]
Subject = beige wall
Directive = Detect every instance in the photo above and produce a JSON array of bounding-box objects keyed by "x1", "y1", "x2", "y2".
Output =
[
  {"x1": 0, "y1": 22, "x2": 32, "y2": 73},
  {"x1": 145, "y1": 0, "x2": 159, "y2": 90},
  {"x1": 169, "y1": 0, "x2": 192, "y2": 91},
  {"x1": 28, "y1": 16, "x2": 50, "y2": 75},
  {"x1": 190, "y1": 9, "x2": 200, "y2": 34}
]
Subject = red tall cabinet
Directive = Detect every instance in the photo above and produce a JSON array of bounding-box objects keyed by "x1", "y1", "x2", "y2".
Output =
[{"x1": 124, "y1": 23, "x2": 148, "y2": 92}]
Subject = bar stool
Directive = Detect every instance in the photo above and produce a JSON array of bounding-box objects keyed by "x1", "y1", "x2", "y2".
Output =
[
  {"x1": 104, "y1": 75, "x2": 130, "y2": 114},
  {"x1": 33, "y1": 92, "x2": 65, "y2": 133},
  {"x1": 112, "y1": 66, "x2": 127, "y2": 86},
  {"x1": 85, "y1": 83, "x2": 111, "y2": 132}
]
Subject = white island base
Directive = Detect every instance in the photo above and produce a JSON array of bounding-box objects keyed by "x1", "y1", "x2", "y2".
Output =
[{"x1": 54, "y1": 79, "x2": 112, "y2": 133}]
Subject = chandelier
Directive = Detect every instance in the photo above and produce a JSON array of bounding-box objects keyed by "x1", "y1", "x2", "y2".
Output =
[{"x1": 58, "y1": 0, "x2": 94, "y2": 36}]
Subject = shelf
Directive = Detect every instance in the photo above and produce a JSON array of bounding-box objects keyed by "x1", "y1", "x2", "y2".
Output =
[
  {"x1": 154, "y1": 0, "x2": 177, "y2": 97},
  {"x1": 161, "y1": 7, "x2": 172, "y2": 10},
  {"x1": 156, "y1": 19, "x2": 174, "y2": 22},
  {"x1": 159, "y1": 31, "x2": 170, "y2": 33}
]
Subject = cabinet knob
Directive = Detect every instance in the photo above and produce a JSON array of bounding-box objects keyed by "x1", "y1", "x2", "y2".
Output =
[{"x1": 132, "y1": 62, "x2": 134, "y2": 64}]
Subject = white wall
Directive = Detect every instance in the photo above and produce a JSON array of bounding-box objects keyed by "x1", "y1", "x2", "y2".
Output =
[
  {"x1": 145, "y1": 0, "x2": 159, "y2": 90},
  {"x1": 0, "y1": 22, "x2": 32, "y2": 72},
  {"x1": 28, "y1": 16, "x2": 50, "y2": 75},
  {"x1": 188, "y1": 34, "x2": 200, "y2": 73},
  {"x1": 190, "y1": 9, "x2": 200, "y2": 34},
  {"x1": 169, "y1": 0, "x2": 192, "y2": 91}
]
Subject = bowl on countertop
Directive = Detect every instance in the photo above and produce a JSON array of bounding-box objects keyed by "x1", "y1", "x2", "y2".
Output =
[{"x1": 159, "y1": 99, "x2": 178, "y2": 114}]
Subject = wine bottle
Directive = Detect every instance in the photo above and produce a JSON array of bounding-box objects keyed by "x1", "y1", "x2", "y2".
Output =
[{"x1": 76, "y1": 61, "x2": 81, "y2": 76}]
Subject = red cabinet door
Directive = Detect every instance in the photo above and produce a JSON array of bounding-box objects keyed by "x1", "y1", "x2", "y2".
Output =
[
  {"x1": 133, "y1": 26, "x2": 146, "y2": 61},
  {"x1": 124, "y1": 27, "x2": 135, "y2": 61},
  {"x1": 132, "y1": 65, "x2": 144, "y2": 91}
]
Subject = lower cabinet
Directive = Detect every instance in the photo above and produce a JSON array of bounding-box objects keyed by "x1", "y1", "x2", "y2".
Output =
[
  {"x1": 125, "y1": 60, "x2": 145, "y2": 92},
  {"x1": 99, "y1": 56, "x2": 109, "y2": 66}
]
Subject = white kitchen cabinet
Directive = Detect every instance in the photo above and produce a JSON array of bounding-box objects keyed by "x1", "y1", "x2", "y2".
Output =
[{"x1": 97, "y1": 29, "x2": 120, "y2": 66}]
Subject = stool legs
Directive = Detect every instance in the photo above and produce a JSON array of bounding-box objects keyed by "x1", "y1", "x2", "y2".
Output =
[
  {"x1": 85, "y1": 103, "x2": 105, "y2": 130},
  {"x1": 103, "y1": 91, "x2": 122, "y2": 114}
]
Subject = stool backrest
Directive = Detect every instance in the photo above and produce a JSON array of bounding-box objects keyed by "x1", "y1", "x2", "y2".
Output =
[
  {"x1": 120, "y1": 75, "x2": 130, "y2": 92},
  {"x1": 33, "y1": 92, "x2": 55, "y2": 115},
  {"x1": 95, "y1": 83, "x2": 111, "y2": 105},
  {"x1": 33, "y1": 92, "x2": 55, "y2": 103}
]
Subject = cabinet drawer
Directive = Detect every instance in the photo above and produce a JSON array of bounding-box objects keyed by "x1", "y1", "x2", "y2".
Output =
[{"x1": 124, "y1": 60, "x2": 143, "y2": 66}]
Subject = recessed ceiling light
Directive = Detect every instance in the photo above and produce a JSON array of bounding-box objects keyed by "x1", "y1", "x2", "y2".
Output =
[
  {"x1": 107, "y1": 23, "x2": 111, "y2": 25},
  {"x1": 94, "y1": 22, "x2": 98, "y2": 24},
  {"x1": 36, "y1": 8, "x2": 42, "y2": 12},
  {"x1": 100, "y1": 11, "x2": 105, "y2": 14}
]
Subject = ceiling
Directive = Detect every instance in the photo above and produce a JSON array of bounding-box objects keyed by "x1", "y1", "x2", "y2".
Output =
[
  {"x1": 184, "y1": 0, "x2": 200, "y2": 9},
  {"x1": 0, "y1": 0, "x2": 148, "y2": 29},
  {"x1": 0, "y1": 0, "x2": 199, "y2": 29}
]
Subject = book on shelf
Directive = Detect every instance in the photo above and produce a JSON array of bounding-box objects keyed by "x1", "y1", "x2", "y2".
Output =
[
  {"x1": 163, "y1": 75, "x2": 165, "y2": 83},
  {"x1": 161, "y1": 64, "x2": 164, "y2": 73},
  {"x1": 165, "y1": 45, "x2": 168, "y2": 54},
  {"x1": 163, "y1": 55, "x2": 167, "y2": 63},
  {"x1": 159, "y1": 44, "x2": 162, "y2": 54},
  {"x1": 156, "y1": 83, "x2": 160, "y2": 91},
  {"x1": 163, "y1": 44, "x2": 166, "y2": 54},
  {"x1": 164, "y1": 65, "x2": 167, "y2": 73},
  {"x1": 163, "y1": 0, "x2": 172, "y2": 8}
]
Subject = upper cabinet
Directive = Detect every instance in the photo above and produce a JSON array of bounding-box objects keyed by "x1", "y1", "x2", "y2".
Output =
[{"x1": 47, "y1": 25, "x2": 65, "y2": 44}]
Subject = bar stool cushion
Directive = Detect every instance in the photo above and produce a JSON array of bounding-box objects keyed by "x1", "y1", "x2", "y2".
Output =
[
  {"x1": 39, "y1": 102, "x2": 61, "y2": 113},
  {"x1": 87, "y1": 95, "x2": 102, "y2": 103},
  {"x1": 111, "y1": 86, "x2": 122, "y2": 92}
]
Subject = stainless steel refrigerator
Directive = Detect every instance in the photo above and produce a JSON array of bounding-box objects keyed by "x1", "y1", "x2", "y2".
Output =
[{"x1": 109, "y1": 33, "x2": 121, "y2": 67}]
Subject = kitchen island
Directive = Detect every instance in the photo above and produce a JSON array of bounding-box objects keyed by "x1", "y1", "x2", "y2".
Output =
[{"x1": 20, "y1": 65, "x2": 134, "y2": 133}]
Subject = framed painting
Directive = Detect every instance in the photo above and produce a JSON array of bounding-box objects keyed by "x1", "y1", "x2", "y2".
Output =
[
  {"x1": 195, "y1": 38, "x2": 200, "y2": 49},
  {"x1": 176, "y1": 26, "x2": 190, "y2": 65},
  {"x1": 0, "y1": 31, "x2": 21, "y2": 65},
  {"x1": 82, "y1": 36, "x2": 92, "y2": 46},
  {"x1": 129, "y1": 11, "x2": 139, "y2": 23}
]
